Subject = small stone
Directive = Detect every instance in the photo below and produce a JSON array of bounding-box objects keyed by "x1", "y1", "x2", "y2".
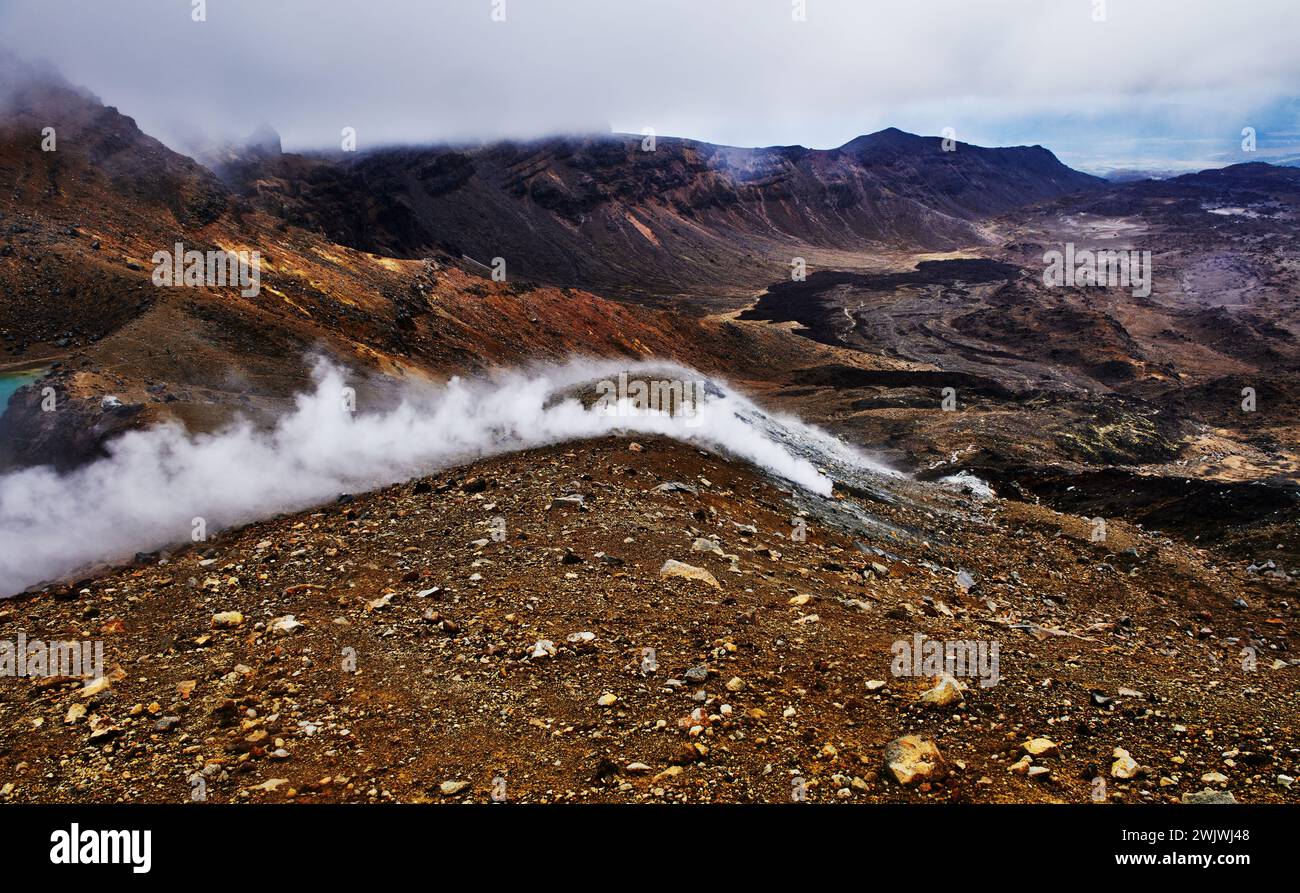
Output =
[
  {"x1": 268, "y1": 614, "x2": 304, "y2": 636},
  {"x1": 659, "y1": 560, "x2": 721, "y2": 589},
  {"x1": 1182, "y1": 788, "x2": 1237, "y2": 804},
  {"x1": 725, "y1": 676, "x2": 745, "y2": 692},
  {"x1": 919, "y1": 674, "x2": 964, "y2": 708},
  {"x1": 1023, "y1": 737, "x2": 1060, "y2": 758},
  {"x1": 251, "y1": 778, "x2": 289, "y2": 793},
  {"x1": 87, "y1": 715, "x2": 120, "y2": 741},
  {"x1": 211, "y1": 611, "x2": 244, "y2": 629},
  {"x1": 883, "y1": 735, "x2": 945, "y2": 785},
  {"x1": 653, "y1": 481, "x2": 698, "y2": 495},
  {"x1": 597, "y1": 693, "x2": 618, "y2": 707},
  {"x1": 1111, "y1": 747, "x2": 1139, "y2": 779},
  {"x1": 440, "y1": 780, "x2": 470, "y2": 796},
  {"x1": 79, "y1": 676, "x2": 111, "y2": 699}
]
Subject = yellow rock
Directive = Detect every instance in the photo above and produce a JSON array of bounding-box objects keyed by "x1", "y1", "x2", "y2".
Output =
[
  {"x1": 659, "y1": 560, "x2": 721, "y2": 589},
  {"x1": 211, "y1": 611, "x2": 245, "y2": 629},
  {"x1": 1023, "y1": 737, "x2": 1060, "y2": 757},
  {"x1": 78, "y1": 676, "x2": 111, "y2": 699},
  {"x1": 1111, "y1": 747, "x2": 1139, "y2": 779}
]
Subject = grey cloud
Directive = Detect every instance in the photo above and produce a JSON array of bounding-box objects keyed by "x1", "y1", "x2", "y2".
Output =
[{"x1": 1, "y1": 0, "x2": 1297, "y2": 164}]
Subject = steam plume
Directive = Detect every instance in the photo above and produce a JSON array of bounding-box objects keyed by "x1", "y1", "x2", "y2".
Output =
[{"x1": 0, "y1": 357, "x2": 892, "y2": 596}]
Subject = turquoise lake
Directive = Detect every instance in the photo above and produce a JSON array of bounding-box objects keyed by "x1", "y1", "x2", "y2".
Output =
[{"x1": 0, "y1": 369, "x2": 42, "y2": 413}]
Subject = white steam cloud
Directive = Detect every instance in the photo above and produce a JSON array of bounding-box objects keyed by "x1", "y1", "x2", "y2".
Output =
[{"x1": 0, "y1": 358, "x2": 893, "y2": 597}]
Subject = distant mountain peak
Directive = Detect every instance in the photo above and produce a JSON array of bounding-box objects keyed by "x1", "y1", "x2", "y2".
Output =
[{"x1": 837, "y1": 127, "x2": 927, "y2": 151}]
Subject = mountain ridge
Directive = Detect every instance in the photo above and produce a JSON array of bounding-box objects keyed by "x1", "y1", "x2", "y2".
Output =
[{"x1": 211, "y1": 125, "x2": 1103, "y2": 302}]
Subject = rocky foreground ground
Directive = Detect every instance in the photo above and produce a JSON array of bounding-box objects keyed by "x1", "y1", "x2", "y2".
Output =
[{"x1": 0, "y1": 435, "x2": 1296, "y2": 804}]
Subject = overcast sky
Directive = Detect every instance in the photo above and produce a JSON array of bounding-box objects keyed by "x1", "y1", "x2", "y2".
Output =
[{"x1": 1, "y1": 0, "x2": 1297, "y2": 172}]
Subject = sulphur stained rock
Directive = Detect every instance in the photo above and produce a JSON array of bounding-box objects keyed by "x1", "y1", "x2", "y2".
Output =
[
  {"x1": 659, "y1": 559, "x2": 721, "y2": 589},
  {"x1": 1111, "y1": 747, "x2": 1139, "y2": 779}
]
